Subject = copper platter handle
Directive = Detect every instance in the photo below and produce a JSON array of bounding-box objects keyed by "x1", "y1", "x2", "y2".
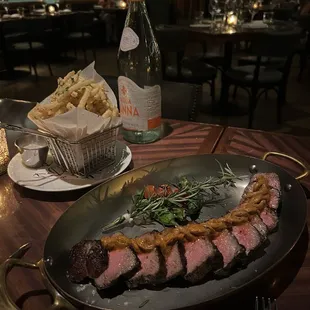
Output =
[
  {"x1": 0, "y1": 244, "x2": 76, "y2": 310},
  {"x1": 262, "y1": 151, "x2": 309, "y2": 180}
]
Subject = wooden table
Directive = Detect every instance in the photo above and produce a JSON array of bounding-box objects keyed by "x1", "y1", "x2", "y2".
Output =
[
  {"x1": 0, "y1": 119, "x2": 223, "y2": 310},
  {"x1": 1, "y1": 122, "x2": 310, "y2": 310}
]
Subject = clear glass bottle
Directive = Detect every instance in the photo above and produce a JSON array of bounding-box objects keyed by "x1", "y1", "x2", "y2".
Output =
[{"x1": 117, "y1": 0, "x2": 162, "y2": 144}]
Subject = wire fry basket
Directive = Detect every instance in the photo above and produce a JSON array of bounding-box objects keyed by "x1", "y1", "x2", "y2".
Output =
[{"x1": 46, "y1": 125, "x2": 120, "y2": 177}]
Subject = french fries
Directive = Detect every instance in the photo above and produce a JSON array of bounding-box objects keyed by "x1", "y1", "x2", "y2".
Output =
[{"x1": 29, "y1": 70, "x2": 120, "y2": 121}]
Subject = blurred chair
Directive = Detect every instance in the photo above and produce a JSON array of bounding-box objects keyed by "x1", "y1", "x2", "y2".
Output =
[
  {"x1": 296, "y1": 15, "x2": 310, "y2": 82},
  {"x1": 274, "y1": 7, "x2": 295, "y2": 21},
  {"x1": 0, "y1": 19, "x2": 28, "y2": 73},
  {"x1": 237, "y1": 7, "x2": 296, "y2": 71},
  {"x1": 155, "y1": 25, "x2": 217, "y2": 105},
  {"x1": 223, "y1": 30, "x2": 301, "y2": 128},
  {"x1": 101, "y1": 75, "x2": 202, "y2": 122},
  {"x1": 199, "y1": 42, "x2": 226, "y2": 69},
  {"x1": 2, "y1": 17, "x2": 53, "y2": 79},
  {"x1": 63, "y1": 12, "x2": 97, "y2": 63}
]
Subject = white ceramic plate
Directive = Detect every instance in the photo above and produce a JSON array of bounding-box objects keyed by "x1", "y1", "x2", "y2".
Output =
[{"x1": 8, "y1": 141, "x2": 132, "y2": 192}]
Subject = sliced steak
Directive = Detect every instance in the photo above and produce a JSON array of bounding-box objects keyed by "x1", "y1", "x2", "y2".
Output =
[
  {"x1": 251, "y1": 215, "x2": 268, "y2": 240},
  {"x1": 265, "y1": 172, "x2": 281, "y2": 210},
  {"x1": 94, "y1": 247, "x2": 140, "y2": 289},
  {"x1": 164, "y1": 242, "x2": 186, "y2": 281},
  {"x1": 212, "y1": 229, "x2": 244, "y2": 272},
  {"x1": 260, "y1": 208, "x2": 278, "y2": 231},
  {"x1": 269, "y1": 188, "x2": 281, "y2": 210},
  {"x1": 183, "y1": 237, "x2": 220, "y2": 283},
  {"x1": 86, "y1": 241, "x2": 109, "y2": 278},
  {"x1": 127, "y1": 247, "x2": 166, "y2": 288},
  {"x1": 232, "y1": 222, "x2": 262, "y2": 255},
  {"x1": 242, "y1": 173, "x2": 281, "y2": 210},
  {"x1": 68, "y1": 240, "x2": 108, "y2": 283}
]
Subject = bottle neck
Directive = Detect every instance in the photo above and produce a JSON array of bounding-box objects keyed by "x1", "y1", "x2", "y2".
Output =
[{"x1": 128, "y1": 0, "x2": 147, "y2": 12}]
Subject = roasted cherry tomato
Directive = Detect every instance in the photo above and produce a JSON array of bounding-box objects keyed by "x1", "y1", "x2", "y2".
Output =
[
  {"x1": 144, "y1": 185, "x2": 156, "y2": 198},
  {"x1": 156, "y1": 185, "x2": 173, "y2": 197}
]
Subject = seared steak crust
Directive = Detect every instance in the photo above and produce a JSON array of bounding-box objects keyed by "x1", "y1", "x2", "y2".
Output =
[{"x1": 68, "y1": 240, "x2": 108, "y2": 283}]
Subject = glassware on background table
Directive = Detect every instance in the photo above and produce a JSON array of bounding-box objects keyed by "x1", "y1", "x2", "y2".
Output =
[
  {"x1": 17, "y1": 7, "x2": 25, "y2": 17},
  {"x1": 226, "y1": 11, "x2": 238, "y2": 26},
  {"x1": 209, "y1": 0, "x2": 220, "y2": 26},
  {"x1": 0, "y1": 129, "x2": 10, "y2": 176},
  {"x1": 225, "y1": 0, "x2": 237, "y2": 14},
  {"x1": 263, "y1": 11, "x2": 274, "y2": 26},
  {"x1": 3, "y1": 1, "x2": 9, "y2": 15},
  {"x1": 65, "y1": 3, "x2": 72, "y2": 11},
  {"x1": 210, "y1": 0, "x2": 226, "y2": 30},
  {"x1": 248, "y1": 0, "x2": 262, "y2": 22},
  {"x1": 214, "y1": 12, "x2": 225, "y2": 31},
  {"x1": 29, "y1": 4, "x2": 35, "y2": 15},
  {"x1": 194, "y1": 10, "x2": 205, "y2": 24}
]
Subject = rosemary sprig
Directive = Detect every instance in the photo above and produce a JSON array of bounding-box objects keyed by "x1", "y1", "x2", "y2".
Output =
[{"x1": 102, "y1": 162, "x2": 240, "y2": 232}]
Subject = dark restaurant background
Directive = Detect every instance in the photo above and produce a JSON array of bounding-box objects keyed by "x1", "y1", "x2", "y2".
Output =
[
  {"x1": 0, "y1": 1, "x2": 310, "y2": 310},
  {"x1": 1, "y1": 0, "x2": 310, "y2": 137}
]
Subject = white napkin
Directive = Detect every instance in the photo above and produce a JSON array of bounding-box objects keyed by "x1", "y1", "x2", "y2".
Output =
[
  {"x1": 10, "y1": 14, "x2": 21, "y2": 18},
  {"x1": 242, "y1": 20, "x2": 268, "y2": 29},
  {"x1": 190, "y1": 24, "x2": 211, "y2": 28}
]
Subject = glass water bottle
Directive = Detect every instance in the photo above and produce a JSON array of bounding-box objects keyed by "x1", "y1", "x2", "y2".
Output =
[{"x1": 117, "y1": 0, "x2": 162, "y2": 144}]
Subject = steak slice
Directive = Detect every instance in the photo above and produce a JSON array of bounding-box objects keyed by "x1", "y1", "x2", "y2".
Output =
[
  {"x1": 87, "y1": 241, "x2": 109, "y2": 278},
  {"x1": 212, "y1": 229, "x2": 244, "y2": 272},
  {"x1": 242, "y1": 173, "x2": 281, "y2": 210},
  {"x1": 265, "y1": 173, "x2": 281, "y2": 209},
  {"x1": 232, "y1": 222, "x2": 262, "y2": 255},
  {"x1": 68, "y1": 240, "x2": 108, "y2": 283},
  {"x1": 183, "y1": 237, "x2": 220, "y2": 283},
  {"x1": 164, "y1": 242, "x2": 186, "y2": 281},
  {"x1": 127, "y1": 247, "x2": 166, "y2": 288},
  {"x1": 251, "y1": 215, "x2": 268, "y2": 240},
  {"x1": 94, "y1": 247, "x2": 140, "y2": 289},
  {"x1": 260, "y1": 208, "x2": 278, "y2": 231}
]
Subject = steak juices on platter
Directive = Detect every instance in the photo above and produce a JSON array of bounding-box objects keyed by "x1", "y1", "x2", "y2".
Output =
[{"x1": 68, "y1": 173, "x2": 280, "y2": 289}]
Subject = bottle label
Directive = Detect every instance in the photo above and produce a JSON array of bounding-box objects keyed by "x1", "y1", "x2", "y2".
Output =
[
  {"x1": 120, "y1": 27, "x2": 139, "y2": 52},
  {"x1": 118, "y1": 76, "x2": 161, "y2": 131}
]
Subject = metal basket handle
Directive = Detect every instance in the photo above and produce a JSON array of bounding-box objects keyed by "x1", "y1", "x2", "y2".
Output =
[
  {"x1": 0, "y1": 243, "x2": 76, "y2": 310},
  {"x1": 262, "y1": 151, "x2": 309, "y2": 180}
]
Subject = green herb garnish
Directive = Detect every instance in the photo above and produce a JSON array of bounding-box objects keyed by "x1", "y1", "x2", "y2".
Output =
[{"x1": 102, "y1": 162, "x2": 240, "y2": 232}]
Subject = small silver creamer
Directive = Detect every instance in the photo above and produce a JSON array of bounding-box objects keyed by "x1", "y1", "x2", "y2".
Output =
[{"x1": 15, "y1": 135, "x2": 49, "y2": 169}]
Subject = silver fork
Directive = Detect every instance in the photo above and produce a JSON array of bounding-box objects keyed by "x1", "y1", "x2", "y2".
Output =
[{"x1": 255, "y1": 297, "x2": 278, "y2": 310}]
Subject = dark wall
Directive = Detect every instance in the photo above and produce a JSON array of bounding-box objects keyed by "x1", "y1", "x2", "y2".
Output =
[{"x1": 146, "y1": 0, "x2": 176, "y2": 25}]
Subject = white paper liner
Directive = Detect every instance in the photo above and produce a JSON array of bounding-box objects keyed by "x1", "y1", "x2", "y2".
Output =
[{"x1": 28, "y1": 62, "x2": 121, "y2": 142}]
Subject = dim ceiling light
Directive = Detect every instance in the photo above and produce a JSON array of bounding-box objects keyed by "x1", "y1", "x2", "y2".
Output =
[
  {"x1": 119, "y1": 1, "x2": 127, "y2": 8},
  {"x1": 48, "y1": 5, "x2": 55, "y2": 13}
]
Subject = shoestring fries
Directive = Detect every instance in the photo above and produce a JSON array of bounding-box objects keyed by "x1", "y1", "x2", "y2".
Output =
[{"x1": 29, "y1": 70, "x2": 119, "y2": 120}]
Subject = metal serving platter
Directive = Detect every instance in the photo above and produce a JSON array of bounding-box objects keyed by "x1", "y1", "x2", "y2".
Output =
[{"x1": 43, "y1": 154, "x2": 307, "y2": 309}]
